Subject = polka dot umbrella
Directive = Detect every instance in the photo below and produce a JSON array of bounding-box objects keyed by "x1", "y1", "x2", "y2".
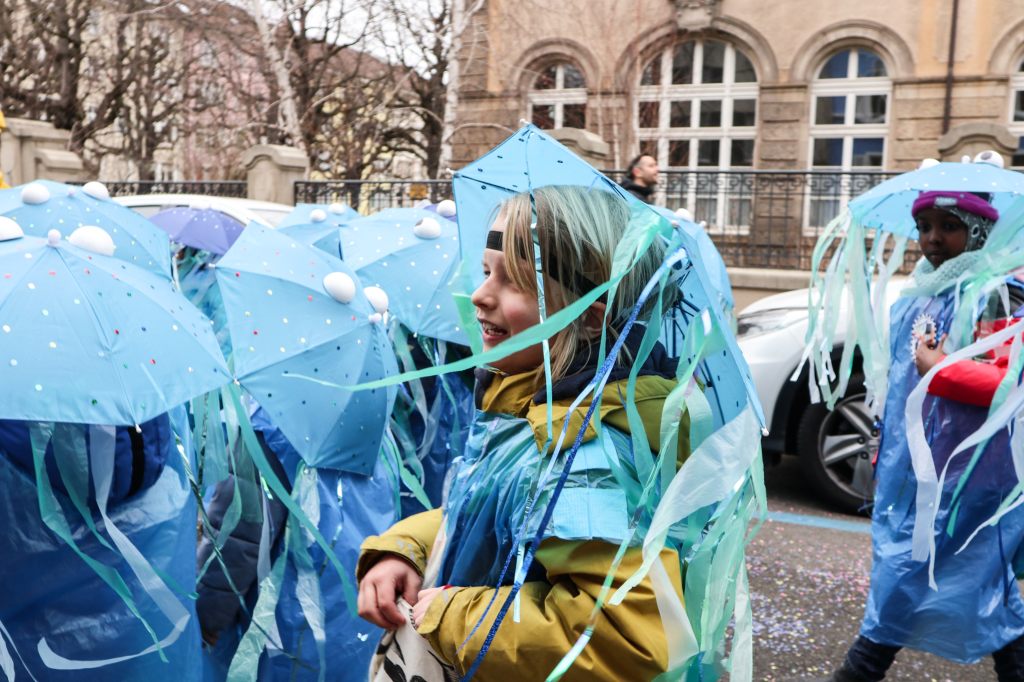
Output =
[
  {"x1": 215, "y1": 222, "x2": 398, "y2": 474},
  {"x1": 0, "y1": 220, "x2": 229, "y2": 425},
  {"x1": 277, "y1": 203, "x2": 359, "y2": 259},
  {"x1": 340, "y1": 207, "x2": 467, "y2": 345},
  {"x1": 0, "y1": 180, "x2": 172, "y2": 278}
]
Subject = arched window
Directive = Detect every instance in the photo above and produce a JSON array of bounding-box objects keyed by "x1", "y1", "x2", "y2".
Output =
[
  {"x1": 637, "y1": 39, "x2": 758, "y2": 170},
  {"x1": 636, "y1": 39, "x2": 758, "y2": 230},
  {"x1": 807, "y1": 47, "x2": 891, "y2": 226},
  {"x1": 1010, "y1": 57, "x2": 1024, "y2": 167},
  {"x1": 528, "y1": 62, "x2": 587, "y2": 129}
]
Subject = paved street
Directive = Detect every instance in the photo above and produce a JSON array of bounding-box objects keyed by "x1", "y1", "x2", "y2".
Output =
[{"x1": 750, "y1": 455, "x2": 1005, "y2": 681}]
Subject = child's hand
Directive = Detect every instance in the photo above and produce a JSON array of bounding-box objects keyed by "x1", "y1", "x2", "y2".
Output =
[
  {"x1": 914, "y1": 331, "x2": 947, "y2": 376},
  {"x1": 412, "y1": 586, "x2": 452, "y2": 628},
  {"x1": 357, "y1": 556, "x2": 423, "y2": 630}
]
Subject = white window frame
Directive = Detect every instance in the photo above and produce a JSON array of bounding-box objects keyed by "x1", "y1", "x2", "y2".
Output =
[
  {"x1": 635, "y1": 40, "x2": 758, "y2": 234},
  {"x1": 805, "y1": 47, "x2": 892, "y2": 233},
  {"x1": 1009, "y1": 58, "x2": 1024, "y2": 168},
  {"x1": 528, "y1": 63, "x2": 587, "y2": 130}
]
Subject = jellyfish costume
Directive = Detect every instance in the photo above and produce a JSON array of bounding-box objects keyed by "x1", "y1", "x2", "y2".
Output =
[
  {"x1": 356, "y1": 125, "x2": 766, "y2": 681},
  {"x1": 195, "y1": 224, "x2": 402, "y2": 681},
  {"x1": 0, "y1": 220, "x2": 230, "y2": 680},
  {"x1": 802, "y1": 157, "x2": 1024, "y2": 669}
]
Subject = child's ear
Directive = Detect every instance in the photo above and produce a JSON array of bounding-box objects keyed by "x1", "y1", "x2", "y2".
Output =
[{"x1": 582, "y1": 301, "x2": 607, "y2": 339}]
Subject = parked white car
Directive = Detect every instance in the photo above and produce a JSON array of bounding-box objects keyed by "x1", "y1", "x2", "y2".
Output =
[
  {"x1": 115, "y1": 194, "x2": 293, "y2": 227},
  {"x1": 737, "y1": 280, "x2": 905, "y2": 513}
]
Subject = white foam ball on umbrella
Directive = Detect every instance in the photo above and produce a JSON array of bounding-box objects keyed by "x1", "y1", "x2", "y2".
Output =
[
  {"x1": 368, "y1": 312, "x2": 383, "y2": 324},
  {"x1": 328, "y1": 203, "x2": 348, "y2": 214},
  {"x1": 413, "y1": 216, "x2": 442, "y2": 239},
  {"x1": 0, "y1": 216, "x2": 24, "y2": 241},
  {"x1": 20, "y1": 182, "x2": 50, "y2": 205},
  {"x1": 918, "y1": 158, "x2": 940, "y2": 169},
  {"x1": 961, "y1": 154, "x2": 972, "y2": 164},
  {"x1": 309, "y1": 208, "x2": 327, "y2": 223},
  {"x1": 68, "y1": 226, "x2": 115, "y2": 256},
  {"x1": 974, "y1": 150, "x2": 1005, "y2": 168},
  {"x1": 674, "y1": 207, "x2": 694, "y2": 221},
  {"x1": 364, "y1": 285, "x2": 389, "y2": 313},
  {"x1": 436, "y1": 199, "x2": 457, "y2": 217},
  {"x1": 46, "y1": 229, "x2": 61, "y2": 246},
  {"x1": 323, "y1": 271, "x2": 356, "y2": 303},
  {"x1": 82, "y1": 181, "x2": 110, "y2": 200}
]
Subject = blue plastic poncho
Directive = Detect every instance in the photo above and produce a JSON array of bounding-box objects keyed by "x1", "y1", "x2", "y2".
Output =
[
  {"x1": 0, "y1": 406, "x2": 201, "y2": 681},
  {"x1": 201, "y1": 411, "x2": 400, "y2": 682},
  {"x1": 863, "y1": 288, "x2": 1024, "y2": 661}
]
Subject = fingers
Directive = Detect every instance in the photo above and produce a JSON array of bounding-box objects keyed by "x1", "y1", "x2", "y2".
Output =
[
  {"x1": 402, "y1": 571, "x2": 423, "y2": 606},
  {"x1": 376, "y1": 577, "x2": 408, "y2": 629},
  {"x1": 357, "y1": 581, "x2": 391, "y2": 630}
]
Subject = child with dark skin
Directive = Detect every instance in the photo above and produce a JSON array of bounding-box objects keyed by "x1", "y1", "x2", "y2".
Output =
[{"x1": 913, "y1": 207, "x2": 969, "y2": 373}]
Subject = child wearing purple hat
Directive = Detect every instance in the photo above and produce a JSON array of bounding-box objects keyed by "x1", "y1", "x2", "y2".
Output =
[{"x1": 828, "y1": 185, "x2": 1024, "y2": 681}]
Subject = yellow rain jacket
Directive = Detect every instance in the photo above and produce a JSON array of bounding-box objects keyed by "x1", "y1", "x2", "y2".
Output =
[{"x1": 360, "y1": 348, "x2": 691, "y2": 681}]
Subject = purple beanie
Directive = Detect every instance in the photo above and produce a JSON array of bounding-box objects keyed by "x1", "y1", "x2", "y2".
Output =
[{"x1": 911, "y1": 191, "x2": 999, "y2": 222}]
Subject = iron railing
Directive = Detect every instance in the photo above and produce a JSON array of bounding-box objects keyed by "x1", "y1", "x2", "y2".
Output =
[
  {"x1": 297, "y1": 171, "x2": 911, "y2": 271},
  {"x1": 294, "y1": 179, "x2": 453, "y2": 213},
  {"x1": 609, "y1": 169, "x2": 907, "y2": 271},
  {"x1": 88, "y1": 180, "x2": 248, "y2": 198}
]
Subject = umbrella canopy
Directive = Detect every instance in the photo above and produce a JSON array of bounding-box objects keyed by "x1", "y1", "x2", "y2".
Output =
[
  {"x1": 278, "y1": 202, "x2": 359, "y2": 228},
  {"x1": 0, "y1": 180, "x2": 171, "y2": 277},
  {"x1": 340, "y1": 208, "x2": 466, "y2": 345},
  {"x1": 452, "y1": 125, "x2": 762, "y2": 428},
  {"x1": 849, "y1": 159, "x2": 1024, "y2": 237},
  {"x1": 0, "y1": 225, "x2": 229, "y2": 425},
  {"x1": 150, "y1": 205, "x2": 246, "y2": 255},
  {"x1": 216, "y1": 223, "x2": 398, "y2": 474},
  {"x1": 278, "y1": 222, "x2": 344, "y2": 260},
  {"x1": 650, "y1": 205, "x2": 735, "y2": 319},
  {"x1": 278, "y1": 202, "x2": 360, "y2": 259}
]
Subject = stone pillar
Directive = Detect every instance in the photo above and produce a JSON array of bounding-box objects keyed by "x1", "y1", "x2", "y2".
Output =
[
  {"x1": 0, "y1": 117, "x2": 86, "y2": 185},
  {"x1": 547, "y1": 127, "x2": 611, "y2": 168},
  {"x1": 240, "y1": 144, "x2": 309, "y2": 205},
  {"x1": 937, "y1": 122, "x2": 1018, "y2": 162}
]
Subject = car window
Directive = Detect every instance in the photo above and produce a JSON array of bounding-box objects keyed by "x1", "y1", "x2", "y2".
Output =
[
  {"x1": 249, "y1": 208, "x2": 290, "y2": 227},
  {"x1": 125, "y1": 205, "x2": 163, "y2": 218}
]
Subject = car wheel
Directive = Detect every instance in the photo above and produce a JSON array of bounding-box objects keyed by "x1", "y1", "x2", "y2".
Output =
[{"x1": 796, "y1": 377, "x2": 878, "y2": 515}]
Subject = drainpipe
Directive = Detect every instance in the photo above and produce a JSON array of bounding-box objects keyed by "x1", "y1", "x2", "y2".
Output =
[{"x1": 942, "y1": 0, "x2": 960, "y2": 134}]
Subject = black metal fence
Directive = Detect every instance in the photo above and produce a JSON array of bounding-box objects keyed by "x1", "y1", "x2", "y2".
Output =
[
  {"x1": 90, "y1": 172, "x2": 919, "y2": 272},
  {"x1": 294, "y1": 180, "x2": 453, "y2": 212},
  {"x1": 90, "y1": 180, "x2": 248, "y2": 198},
  {"x1": 296, "y1": 171, "x2": 912, "y2": 271}
]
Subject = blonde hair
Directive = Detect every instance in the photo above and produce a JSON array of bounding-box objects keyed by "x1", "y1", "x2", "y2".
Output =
[{"x1": 496, "y1": 185, "x2": 674, "y2": 385}]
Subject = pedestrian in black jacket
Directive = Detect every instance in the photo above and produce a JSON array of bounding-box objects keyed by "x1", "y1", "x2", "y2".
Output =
[{"x1": 620, "y1": 154, "x2": 659, "y2": 204}]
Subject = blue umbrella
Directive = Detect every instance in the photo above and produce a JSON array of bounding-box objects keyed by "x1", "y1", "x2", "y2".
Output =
[
  {"x1": 849, "y1": 158, "x2": 1024, "y2": 237},
  {"x1": 452, "y1": 125, "x2": 762, "y2": 429},
  {"x1": 215, "y1": 223, "x2": 398, "y2": 474},
  {"x1": 340, "y1": 208, "x2": 467, "y2": 345},
  {"x1": 0, "y1": 180, "x2": 171, "y2": 278},
  {"x1": 0, "y1": 225, "x2": 229, "y2": 425},
  {"x1": 278, "y1": 221, "x2": 344, "y2": 260},
  {"x1": 650, "y1": 205, "x2": 735, "y2": 320},
  {"x1": 150, "y1": 206, "x2": 246, "y2": 256},
  {"x1": 278, "y1": 202, "x2": 359, "y2": 228}
]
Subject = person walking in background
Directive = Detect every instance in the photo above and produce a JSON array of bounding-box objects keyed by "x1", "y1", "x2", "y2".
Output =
[{"x1": 619, "y1": 153, "x2": 659, "y2": 204}]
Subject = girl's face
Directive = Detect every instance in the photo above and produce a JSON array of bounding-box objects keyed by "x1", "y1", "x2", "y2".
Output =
[
  {"x1": 470, "y1": 219, "x2": 545, "y2": 375},
  {"x1": 916, "y1": 208, "x2": 969, "y2": 268}
]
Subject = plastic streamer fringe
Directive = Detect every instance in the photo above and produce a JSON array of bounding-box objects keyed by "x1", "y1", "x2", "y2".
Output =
[{"x1": 798, "y1": 210, "x2": 908, "y2": 416}]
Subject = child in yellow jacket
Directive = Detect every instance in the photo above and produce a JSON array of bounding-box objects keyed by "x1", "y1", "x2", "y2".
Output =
[{"x1": 357, "y1": 185, "x2": 691, "y2": 680}]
